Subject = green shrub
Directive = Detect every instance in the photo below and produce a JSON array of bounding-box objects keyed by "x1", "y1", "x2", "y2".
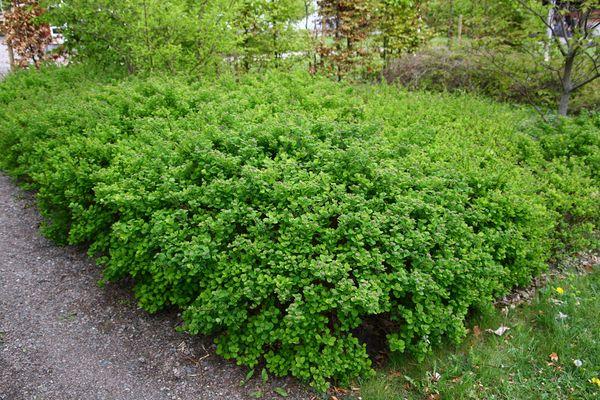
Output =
[
  {"x1": 523, "y1": 113, "x2": 600, "y2": 252},
  {"x1": 0, "y1": 66, "x2": 597, "y2": 390},
  {"x1": 383, "y1": 47, "x2": 600, "y2": 115}
]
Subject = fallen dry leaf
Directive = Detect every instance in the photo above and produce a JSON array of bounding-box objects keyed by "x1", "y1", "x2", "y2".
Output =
[
  {"x1": 473, "y1": 325, "x2": 482, "y2": 337},
  {"x1": 389, "y1": 371, "x2": 403, "y2": 378},
  {"x1": 487, "y1": 325, "x2": 510, "y2": 336},
  {"x1": 549, "y1": 353, "x2": 559, "y2": 362},
  {"x1": 332, "y1": 387, "x2": 349, "y2": 394},
  {"x1": 557, "y1": 312, "x2": 568, "y2": 320},
  {"x1": 430, "y1": 372, "x2": 441, "y2": 382}
]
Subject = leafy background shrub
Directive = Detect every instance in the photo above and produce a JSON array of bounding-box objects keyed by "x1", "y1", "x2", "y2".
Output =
[
  {"x1": 0, "y1": 66, "x2": 598, "y2": 390},
  {"x1": 383, "y1": 47, "x2": 600, "y2": 115}
]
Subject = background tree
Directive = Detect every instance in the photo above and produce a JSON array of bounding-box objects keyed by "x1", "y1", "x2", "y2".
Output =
[
  {"x1": 425, "y1": 0, "x2": 531, "y2": 46},
  {"x1": 234, "y1": 0, "x2": 306, "y2": 71},
  {"x1": 515, "y1": 0, "x2": 600, "y2": 116},
  {"x1": 4, "y1": 0, "x2": 52, "y2": 69},
  {"x1": 44, "y1": 0, "x2": 238, "y2": 74},
  {"x1": 265, "y1": 0, "x2": 307, "y2": 63},
  {"x1": 316, "y1": 0, "x2": 377, "y2": 80},
  {"x1": 376, "y1": 0, "x2": 429, "y2": 65}
]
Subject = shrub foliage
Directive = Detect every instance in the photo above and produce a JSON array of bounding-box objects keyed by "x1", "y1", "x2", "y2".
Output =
[{"x1": 0, "y1": 66, "x2": 598, "y2": 390}]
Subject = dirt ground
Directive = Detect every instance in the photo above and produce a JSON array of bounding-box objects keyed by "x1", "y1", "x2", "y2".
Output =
[{"x1": 0, "y1": 173, "x2": 310, "y2": 400}]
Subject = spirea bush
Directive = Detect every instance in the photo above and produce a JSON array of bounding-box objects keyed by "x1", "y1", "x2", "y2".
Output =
[{"x1": 0, "y1": 66, "x2": 598, "y2": 390}]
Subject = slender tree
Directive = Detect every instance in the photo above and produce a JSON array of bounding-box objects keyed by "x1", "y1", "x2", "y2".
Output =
[
  {"x1": 316, "y1": 0, "x2": 377, "y2": 80},
  {"x1": 516, "y1": 0, "x2": 599, "y2": 116},
  {"x1": 4, "y1": 0, "x2": 52, "y2": 69},
  {"x1": 234, "y1": 0, "x2": 305, "y2": 71},
  {"x1": 376, "y1": 0, "x2": 428, "y2": 65}
]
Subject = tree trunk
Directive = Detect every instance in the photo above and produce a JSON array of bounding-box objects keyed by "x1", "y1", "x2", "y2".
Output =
[
  {"x1": 559, "y1": 52, "x2": 575, "y2": 116},
  {"x1": 558, "y1": 91, "x2": 571, "y2": 116},
  {"x1": 142, "y1": 0, "x2": 153, "y2": 71},
  {"x1": 448, "y1": 0, "x2": 455, "y2": 48},
  {"x1": 382, "y1": 35, "x2": 388, "y2": 65},
  {"x1": 7, "y1": 42, "x2": 15, "y2": 71},
  {"x1": 544, "y1": 0, "x2": 556, "y2": 62},
  {"x1": 457, "y1": 15, "x2": 463, "y2": 46}
]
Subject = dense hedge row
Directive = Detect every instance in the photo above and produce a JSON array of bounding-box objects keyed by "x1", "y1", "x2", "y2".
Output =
[{"x1": 0, "y1": 66, "x2": 598, "y2": 389}]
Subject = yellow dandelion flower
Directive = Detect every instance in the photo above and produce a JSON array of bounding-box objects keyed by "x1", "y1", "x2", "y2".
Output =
[
  {"x1": 591, "y1": 377, "x2": 600, "y2": 387},
  {"x1": 555, "y1": 287, "x2": 565, "y2": 295}
]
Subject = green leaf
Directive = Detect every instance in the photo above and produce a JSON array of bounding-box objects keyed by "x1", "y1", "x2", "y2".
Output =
[{"x1": 246, "y1": 368, "x2": 255, "y2": 381}]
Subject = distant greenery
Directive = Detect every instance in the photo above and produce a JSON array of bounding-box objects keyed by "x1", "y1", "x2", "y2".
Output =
[
  {"x1": 0, "y1": 65, "x2": 597, "y2": 390},
  {"x1": 14, "y1": 0, "x2": 591, "y2": 114},
  {"x1": 43, "y1": 0, "x2": 309, "y2": 73},
  {"x1": 34, "y1": 1, "x2": 537, "y2": 75},
  {"x1": 361, "y1": 267, "x2": 600, "y2": 400},
  {"x1": 424, "y1": 0, "x2": 534, "y2": 45},
  {"x1": 383, "y1": 45, "x2": 600, "y2": 115}
]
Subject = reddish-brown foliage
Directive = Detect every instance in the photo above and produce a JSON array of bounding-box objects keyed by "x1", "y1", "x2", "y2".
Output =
[
  {"x1": 4, "y1": 0, "x2": 52, "y2": 69},
  {"x1": 316, "y1": 0, "x2": 377, "y2": 80}
]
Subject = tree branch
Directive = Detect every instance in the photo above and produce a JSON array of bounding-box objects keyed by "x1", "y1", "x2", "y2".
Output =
[
  {"x1": 571, "y1": 71, "x2": 600, "y2": 92},
  {"x1": 515, "y1": 0, "x2": 568, "y2": 56}
]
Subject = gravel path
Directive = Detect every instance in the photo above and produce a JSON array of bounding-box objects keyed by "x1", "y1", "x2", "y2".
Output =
[{"x1": 0, "y1": 173, "x2": 310, "y2": 400}]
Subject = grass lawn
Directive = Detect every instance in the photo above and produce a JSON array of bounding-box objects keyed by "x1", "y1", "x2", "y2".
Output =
[{"x1": 359, "y1": 260, "x2": 600, "y2": 400}]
